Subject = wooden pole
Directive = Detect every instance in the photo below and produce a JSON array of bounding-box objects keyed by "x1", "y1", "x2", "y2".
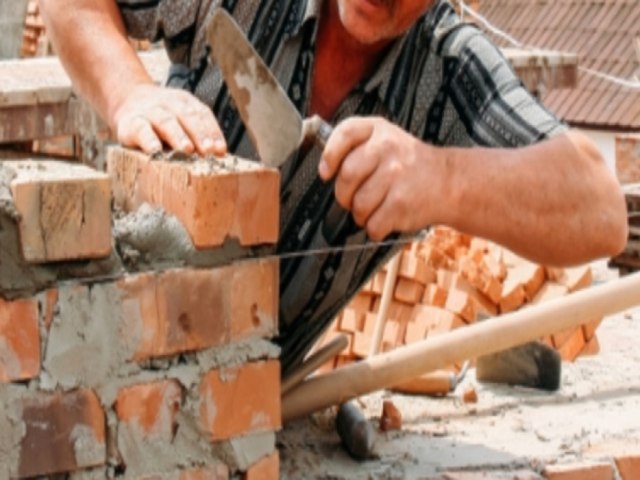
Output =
[
  {"x1": 282, "y1": 272, "x2": 640, "y2": 422},
  {"x1": 369, "y1": 252, "x2": 401, "y2": 357}
]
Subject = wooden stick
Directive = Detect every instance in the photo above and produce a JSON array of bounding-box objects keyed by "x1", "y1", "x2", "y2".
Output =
[
  {"x1": 369, "y1": 252, "x2": 401, "y2": 357},
  {"x1": 281, "y1": 334, "x2": 348, "y2": 395},
  {"x1": 282, "y1": 272, "x2": 640, "y2": 421}
]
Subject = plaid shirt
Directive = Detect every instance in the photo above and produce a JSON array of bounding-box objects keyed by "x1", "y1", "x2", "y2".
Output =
[{"x1": 117, "y1": 0, "x2": 566, "y2": 372}]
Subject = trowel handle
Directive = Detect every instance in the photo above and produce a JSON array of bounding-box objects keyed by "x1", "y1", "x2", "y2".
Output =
[{"x1": 303, "y1": 115, "x2": 333, "y2": 148}]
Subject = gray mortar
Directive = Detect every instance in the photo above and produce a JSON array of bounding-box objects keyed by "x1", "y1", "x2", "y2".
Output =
[
  {"x1": 222, "y1": 432, "x2": 277, "y2": 471},
  {"x1": 41, "y1": 282, "x2": 140, "y2": 395},
  {"x1": 112, "y1": 203, "x2": 267, "y2": 272},
  {"x1": 0, "y1": 385, "x2": 28, "y2": 478},
  {"x1": 0, "y1": 163, "x2": 18, "y2": 220},
  {"x1": 71, "y1": 423, "x2": 106, "y2": 467}
]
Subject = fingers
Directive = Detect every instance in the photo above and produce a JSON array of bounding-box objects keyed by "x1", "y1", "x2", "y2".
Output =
[
  {"x1": 349, "y1": 165, "x2": 391, "y2": 228},
  {"x1": 153, "y1": 111, "x2": 195, "y2": 153},
  {"x1": 333, "y1": 143, "x2": 380, "y2": 211},
  {"x1": 174, "y1": 91, "x2": 227, "y2": 156},
  {"x1": 113, "y1": 85, "x2": 227, "y2": 157},
  {"x1": 117, "y1": 115, "x2": 162, "y2": 154},
  {"x1": 319, "y1": 117, "x2": 374, "y2": 181}
]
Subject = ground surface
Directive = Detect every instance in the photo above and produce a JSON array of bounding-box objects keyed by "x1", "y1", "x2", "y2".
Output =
[{"x1": 278, "y1": 272, "x2": 640, "y2": 479}]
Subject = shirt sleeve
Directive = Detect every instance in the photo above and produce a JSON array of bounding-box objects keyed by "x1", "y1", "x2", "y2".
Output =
[
  {"x1": 440, "y1": 25, "x2": 568, "y2": 148},
  {"x1": 115, "y1": 0, "x2": 204, "y2": 63}
]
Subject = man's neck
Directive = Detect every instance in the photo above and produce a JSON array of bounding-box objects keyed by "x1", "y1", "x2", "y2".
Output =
[{"x1": 308, "y1": 1, "x2": 392, "y2": 119}]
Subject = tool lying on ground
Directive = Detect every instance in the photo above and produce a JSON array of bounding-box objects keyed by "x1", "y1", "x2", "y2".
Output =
[
  {"x1": 281, "y1": 334, "x2": 349, "y2": 395},
  {"x1": 282, "y1": 272, "x2": 640, "y2": 421},
  {"x1": 476, "y1": 340, "x2": 562, "y2": 391}
]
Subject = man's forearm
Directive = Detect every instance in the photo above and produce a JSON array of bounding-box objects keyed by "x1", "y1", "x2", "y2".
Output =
[
  {"x1": 40, "y1": 0, "x2": 152, "y2": 129},
  {"x1": 438, "y1": 130, "x2": 628, "y2": 266}
]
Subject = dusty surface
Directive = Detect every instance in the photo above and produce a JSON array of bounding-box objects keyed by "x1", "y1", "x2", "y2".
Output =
[{"x1": 279, "y1": 284, "x2": 640, "y2": 479}]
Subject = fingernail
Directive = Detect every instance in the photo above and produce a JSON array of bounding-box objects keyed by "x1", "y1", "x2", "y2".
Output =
[
  {"x1": 214, "y1": 139, "x2": 227, "y2": 153},
  {"x1": 201, "y1": 138, "x2": 214, "y2": 151}
]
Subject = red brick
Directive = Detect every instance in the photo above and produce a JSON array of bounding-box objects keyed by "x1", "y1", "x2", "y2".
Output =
[
  {"x1": 6, "y1": 160, "x2": 111, "y2": 262},
  {"x1": 543, "y1": 462, "x2": 614, "y2": 480},
  {"x1": 445, "y1": 289, "x2": 477, "y2": 323},
  {"x1": 615, "y1": 453, "x2": 640, "y2": 480},
  {"x1": 394, "y1": 278, "x2": 425, "y2": 304},
  {"x1": 422, "y1": 283, "x2": 448, "y2": 308},
  {"x1": 580, "y1": 336, "x2": 600, "y2": 356},
  {"x1": 116, "y1": 380, "x2": 182, "y2": 438},
  {"x1": 346, "y1": 293, "x2": 374, "y2": 313},
  {"x1": 244, "y1": 452, "x2": 280, "y2": 480},
  {"x1": 107, "y1": 147, "x2": 279, "y2": 248},
  {"x1": 556, "y1": 265, "x2": 592, "y2": 292},
  {"x1": 582, "y1": 317, "x2": 603, "y2": 341},
  {"x1": 398, "y1": 251, "x2": 436, "y2": 285},
  {"x1": 352, "y1": 330, "x2": 372, "y2": 358},
  {"x1": 556, "y1": 327, "x2": 586, "y2": 362},
  {"x1": 119, "y1": 261, "x2": 277, "y2": 361},
  {"x1": 199, "y1": 361, "x2": 280, "y2": 441},
  {"x1": 18, "y1": 389, "x2": 106, "y2": 478},
  {"x1": 0, "y1": 297, "x2": 40, "y2": 383},
  {"x1": 339, "y1": 308, "x2": 365, "y2": 332}
]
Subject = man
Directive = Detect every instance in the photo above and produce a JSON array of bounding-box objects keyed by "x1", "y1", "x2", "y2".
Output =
[{"x1": 41, "y1": 0, "x2": 627, "y2": 373}]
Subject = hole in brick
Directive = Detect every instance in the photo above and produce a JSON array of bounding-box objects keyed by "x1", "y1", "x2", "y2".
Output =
[
  {"x1": 251, "y1": 304, "x2": 261, "y2": 327},
  {"x1": 178, "y1": 313, "x2": 192, "y2": 333}
]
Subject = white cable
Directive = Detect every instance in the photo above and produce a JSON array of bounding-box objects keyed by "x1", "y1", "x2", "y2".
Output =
[
  {"x1": 459, "y1": 2, "x2": 523, "y2": 48},
  {"x1": 579, "y1": 67, "x2": 640, "y2": 90},
  {"x1": 459, "y1": 1, "x2": 640, "y2": 90}
]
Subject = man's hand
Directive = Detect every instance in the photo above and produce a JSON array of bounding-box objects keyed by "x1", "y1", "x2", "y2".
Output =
[
  {"x1": 319, "y1": 116, "x2": 442, "y2": 241},
  {"x1": 111, "y1": 84, "x2": 227, "y2": 156}
]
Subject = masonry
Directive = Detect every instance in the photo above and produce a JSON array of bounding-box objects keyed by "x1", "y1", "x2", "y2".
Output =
[{"x1": 0, "y1": 147, "x2": 282, "y2": 478}]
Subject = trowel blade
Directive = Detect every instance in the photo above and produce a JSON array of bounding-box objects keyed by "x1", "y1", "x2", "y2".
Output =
[{"x1": 207, "y1": 9, "x2": 303, "y2": 168}]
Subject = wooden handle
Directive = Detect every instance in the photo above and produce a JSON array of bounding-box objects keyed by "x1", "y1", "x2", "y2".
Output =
[
  {"x1": 369, "y1": 253, "x2": 402, "y2": 357},
  {"x1": 281, "y1": 334, "x2": 348, "y2": 395},
  {"x1": 282, "y1": 272, "x2": 640, "y2": 421},
  {"x1": 390, "y1": 370, "x2": 456, "y2": 396}
]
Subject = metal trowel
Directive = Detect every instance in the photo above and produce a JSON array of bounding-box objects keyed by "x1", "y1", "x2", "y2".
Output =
[{"x1": 207, "y1": 8, "x2": 332, "y2": 168}]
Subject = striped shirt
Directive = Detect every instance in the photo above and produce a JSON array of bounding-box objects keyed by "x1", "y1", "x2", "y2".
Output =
[{"x1": 117, "y1": 0, "x2": 567, "y2": 373}]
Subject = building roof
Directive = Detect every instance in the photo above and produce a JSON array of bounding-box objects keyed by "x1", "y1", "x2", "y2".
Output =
[{"x1": 475, "y1": 0, "x2": 640, "y2": 131}]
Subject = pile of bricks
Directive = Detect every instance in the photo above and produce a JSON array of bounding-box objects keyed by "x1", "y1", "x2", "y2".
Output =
[
  {"x1": 321, "y1": 227, "x2": 601, "y2": 373},
  {"x1": 0, "y1": 147, "x2": 281, "y2": 479}
]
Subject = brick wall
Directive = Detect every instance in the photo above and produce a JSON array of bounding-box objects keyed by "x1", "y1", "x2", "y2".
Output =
[
  {"x1": 616, "y1": 133, "x2": 640, "y2": 185},
  {"x1": 0, "y1": 148, "x2": 282, "y2": 479}
]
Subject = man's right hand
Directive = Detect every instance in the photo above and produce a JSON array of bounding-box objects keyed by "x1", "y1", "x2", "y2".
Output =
[{"x1": 111, "y1": 83, "x2": 227, "y2": 156}]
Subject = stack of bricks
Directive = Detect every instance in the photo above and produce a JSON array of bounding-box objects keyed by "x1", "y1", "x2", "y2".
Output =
[
  {"x1": 21, "y1": 0, "x2": 50, "y2": 58},
  {"x1": 0, "y1": 147, "x2": 281, "y2": 479},
  {"x1": 321, "y1": 227, "x2": 601, "y2": 373}
]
